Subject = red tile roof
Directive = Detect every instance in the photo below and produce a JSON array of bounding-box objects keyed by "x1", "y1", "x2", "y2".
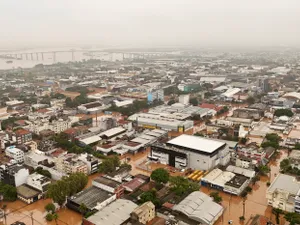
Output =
[
  {"x1": 199, "y1": 103, "x2": 223, "y2": 112},
  {"x1": 123, "y1": 177, "x2": 146, "y2": 192},
  {"x1": 15, "y1": 129, "x2": 31, "y2": 135}
]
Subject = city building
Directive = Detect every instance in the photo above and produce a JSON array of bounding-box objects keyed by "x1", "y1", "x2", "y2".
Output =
[
  {"x1": 258, "y1": 77, "x2": 271, "y2": 93},
  {"x1": 55, "y1": 153, "x2": 88, "y2": 175},
  {"x1": 147, "y1": 89, "x2": 164, "y2": 103},
  {"x1": 5, "y1": 146, "x2": 25, "y2": 163},
  {"x1": 131, "y1": 201, "x2": 155, "y2": 224},
  {"x1": 266, "y1": 174, "x2": 300, "y2": 212},
  {"x1": 13, "y1": 129, "x2": 32, "y2": 144},
  {"x1": 78, "y1": 101, "x2": 109, "y2": 114},
  {"x1": 150, "y1": 134, "x2": 237, "y2": 170},
  {"x1": 232, "y1": 108, "x2": 264, "y2": 121},
  {"x1": 78, "y1": 153, "x2": 100, "y2": 174},
  {"x1": 179, "y1": 94, "x2": 190, "y2": 105},
  {"x1": 67, "y1": 186, "x2": 116, "y2": 212},
  {"x1": 173, "y1": 191, "x2": 224, "y2": 225},
  {"x1": 16, "y1": 184, "x2": 43, "y2": 204},
  {"x1": 82, "y1": 199, "x2": 138, "y2": 225},
  {"x1": 26, "y1": 173, "x2": 51, "y2": 193},
  {"x1": 92, "y1": 176, "x2": 124, "y2": 198},
  {"x1": 0, "y1": 163, "x2": 29, "y2": 187}
]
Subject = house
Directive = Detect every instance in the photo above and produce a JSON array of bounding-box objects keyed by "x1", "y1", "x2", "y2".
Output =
[
  {"x1": 26, "y1": 173, "x2": 51, "y2": 193},
  {"x1": 17, "y1": 184, "x2": 43, "y2": 204},
  {"x1": 131, "y1": 201, "x2": 155, "y2": 224},
  {"x1": 13, "y1": 129, "x2": 32, "y2": 144},
  {"x1": 0, "y1": 163, "x2": 29, "y2": 187},
  {"x1": 266, "y1": 174, "x2": 300, "y2": 212},
  {"x1": 5, "y1": 146, "x2": 25, "y2": 163}
]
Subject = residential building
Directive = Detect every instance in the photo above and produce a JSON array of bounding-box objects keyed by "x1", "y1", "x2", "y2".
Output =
[
  {"x1": 131, "y1": 201, "x2": 155, "y2": 224},
  {"x1": 82, "y1": 199, "x2": 138, "y2": 225},
  {"x1": 13, "y1": 129, "x2": 32, "y2": 144},
  {"x1": 17, "y1": 184, "x2": 43, "y2": 204},
  {"x1": 266, "y1": 174, "x2": 300, "y2": 212},
  {"x1": 26, "y1": 173, "x2": 51, "y2": 193},
  {"x1": 150, "y1": 134, "x2": 237, "y2": 171},
  {"x1": 5, "y1": 146, "x2": 25, "y2": 163},
  {"x1": 27, "y1": 118, "x2": 73, "y2": 134},
  {"x1": 179, "y1": 94, "x2": 190, "y2": 105},
  {"x1": 55, "y1": 153, "x2": 88, "y2": 175},
  {"x1": 0, "y1": 163, "x2": 29, "y2": 187},
  {"x1": 78, "y1": 153, "x2": 100, "y2": 174},
  {"x1": 92, "y1": 176, "x2": 124, "y2": 198},
  {"x1": 147, "y1": 89, "x2": 164, "y2": 103},
  {"x1": 232, "y1": 108, "x2": 264, "y2": 121}
]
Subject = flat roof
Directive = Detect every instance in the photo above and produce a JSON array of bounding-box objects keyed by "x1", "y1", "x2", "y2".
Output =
[
  {"x1": 99, "y1": 127, "x2": 126, "y2": 138},
  {"x1": 69, "y1": 186, "x2": 112, "y2": 209},
  {"x1": 167, "y1": 134, "x2": 225, "y2": 154},
  {"x1": 226, "y1": 165, "x2": 255, "y2": 178},
  {"x1": 268, "y1": 174, "x2": 300, "y2": 195},
  {"x1": 85, "y1": 199, "x2": 138, "y2": 225},
  {"x1": 93, "y1": 176, "x2": 121, "y2": 188},
  {"x1": 17, "y1": 184, "x2": 40, "y2": 198}
]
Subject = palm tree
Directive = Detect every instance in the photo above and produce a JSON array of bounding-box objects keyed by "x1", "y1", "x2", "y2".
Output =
[
  {"x1": 52, "y1": 213, "x2": 59, "y2": 225},
  {"x1": 272, "y1": 208, "x2": 283, "y2": 224}
]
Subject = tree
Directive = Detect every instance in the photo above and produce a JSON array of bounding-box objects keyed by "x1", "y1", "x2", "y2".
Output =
[
  {"x1": 285, "y1": 212, "x2": 300, "y2": 225},
  {"x1": 98, "y1": 156, "x2": 120, "y2": 174},
  {"x1": 189, "y1": 98, "x2": 198, "y2": 106},
  {"x1": 35, "y1": 167, "x2": 51, "y2": 179},
  {"x1": 272, "y1": 208, "x2": 284, "y2": 224},
  {"x1": 240, "y1": 137, "x2": 248, "y2": 145},
  {"x1": 252, "y1": 175, "x2": 260, "y2": 185},
  {"x1": 280, "y1": 159, "x2": 291, "y2": 173},
  {"x1": 246, "y1": 96, "x2": 255, "y2": 104},
  {"x1": 245, "y1": 186, "x2": 252, "y2": 193},
  {"x1": 295, "y1": 143, "x2": 300, "y2": 150},
  {"x1": 45, "y1": 203, "x2": 56, "y2": 213},
  {"x1": 79, "y1": 203, "x2": 88, "y2": 215},
  {"x1": 167, "y1": 99, "x2": 176, "y2": 105},
  {"x1": 0, "y1": 182, "x2": 17, "y2": 201},
  {"x1": 265, "y1": 133, "x2": 282, "y2": 143},
  {"x1": 45, "y1": 213, "x2": 53, "y2": 221},
  {"x1": 210, "y1": 192, "x2": 222, "y2": 203},
  {"x1": 274, "y1": 108, "x2": 294, "y2": 117},
  {"x1": 139, "y1": 189, "x2": 160, "y2": 207},
  {"x1": 151, "y1": 168, "x2": 169, "y2": 184},
  {"x1": 169, "y1": 176, "x2": 200, "y2": 196},
  {"x1": 52, "y1": 213, "x2": 59, "y2": 225},
  {"x1": 65, "y1": 97, "x2": 73, "y2": 108},
  {"x1": 239, "y1": 216, "x2": 245, "y2": 221},
  {"x1": 47, "y1": 172, "x2": 88, "y2": 206},
  {"x1": 257, "y1": 165, "x2": 270, "y2": 176}
]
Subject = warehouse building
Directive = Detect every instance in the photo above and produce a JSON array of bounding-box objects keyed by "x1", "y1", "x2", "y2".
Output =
[
  {"x1": 150, "y1": 134, "x2": 236, "y2": 171},
  {"x1": 129, "y1": 113, "x2": 193, "y2": 132}
]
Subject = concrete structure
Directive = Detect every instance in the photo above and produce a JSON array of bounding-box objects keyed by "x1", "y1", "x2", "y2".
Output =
[
  {"x1": 82, "y1": 199, "x2": 138, "y2": 225},
  {"x1": 26, "y1": 173, "x2": 51, "y2": 193},
  {"x1": 131, "y1": 201, "x2": 155, "y2": 224},
  {"x1": 13, "y1": 129, "x2": 32, "y2": 144},
  {"x1": 27, "y1": 118, "x2": 73, "y2": 134},
  {"x1": 232, "y1": 108, "x2": 264, "y2": 121},
  {"x1": 266, "y1": 174, "x2": 300, "y2": 212},
  {"x1": 173, "y1": 191, "x2": 224, "y2": 225},
  {"x1": 78, "y1": 153, "x2": 100, "y2": 174},
  {"x1": 0, "y1": 163, "x2": 29, "y2": 187},
  {"x1": 5, "y1": 146, "x2": 25, "y2": 163},
  {"x1": 17, "y1": 184, "x2": 43, "y2": 204},
  {"x1": 93, "y1": 176, "x2": 124, "y2": 198},
  {"x1": 179, "y1": 94, "x2": 190, "y2": 105},
  {"x1": 150, "y1": 134, "x2": 237, "y2": 170},
  {"x1": 147, "y1": 89, "x2": 164, "y2": 103},
  {"x1": 55, "y1": 153, "x2": 88, "y2": 175}
]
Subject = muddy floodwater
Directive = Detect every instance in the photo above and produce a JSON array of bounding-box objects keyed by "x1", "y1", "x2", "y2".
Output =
[{"x1": 2, "y1": 150, "x2": 288, "y2": 225}]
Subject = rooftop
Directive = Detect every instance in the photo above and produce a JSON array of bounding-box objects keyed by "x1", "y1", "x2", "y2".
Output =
[
  {"x1": 69, "y1": 186, "x2": 112, "y2": 210},
  {"x1": 173, "y1": 191, "x2": 223, "y2": 225},
  {"x1": 93, "y1": 176, "x2": 122, "y2": 188},
  {"x1": 268, "y1": 174, "x2": 300, "y2": 195},
  {"x1": 167, "y1": 134, "x2": 225, "y2": 154},
  {"x1": 85, "y1": 199, "x2": 138, "y2": 225},
  {"x1": 17, "y1": 184, "x2": 41, "y2": 198}
]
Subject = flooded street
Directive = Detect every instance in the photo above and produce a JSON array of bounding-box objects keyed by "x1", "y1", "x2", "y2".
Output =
[
  {"x1": 2, "y1": 150, "x2": 288, "y2": 225},
  {"x1": 201, "y1": 150, "x2": 288, "y2": 225}
]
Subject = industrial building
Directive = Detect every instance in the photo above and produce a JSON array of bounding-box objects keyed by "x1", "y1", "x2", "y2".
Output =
[
  {"x1": 150, "y1": 134, "x2": 237, "y2": 171},
  {"x1": 173, "y1": 191, "x2": 224, "y2": 225}
]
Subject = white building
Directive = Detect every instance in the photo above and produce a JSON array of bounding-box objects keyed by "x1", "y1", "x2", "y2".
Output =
[
  {"x1": 150, "y1": 135, "x2": 236, "y2": 171},
  {"x1": 266, "y1": 174, "x2": 300, "y2": 212},
  {"x1": 27, "y1": 118, "x2": 73, "y2": 134},
  {"x1": 179, "y1": 94, "x2": 190, "y2": 105},
  {"x1": 5, "y1": 146, "x2": 25, "y2": 163},
  {"x1": 26, "y1": 173, "x2": 51, "y2": 193}
]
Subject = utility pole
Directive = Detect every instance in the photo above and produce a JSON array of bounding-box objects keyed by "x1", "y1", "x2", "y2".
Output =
[
  {"x1": 30, "y1": 212, "x2": 34, "y2": 225},
  {"x1": 243, "y1": 197, "x2": 246, "y2": 218}
]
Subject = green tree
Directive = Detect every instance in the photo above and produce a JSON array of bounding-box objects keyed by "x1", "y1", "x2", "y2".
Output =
[
  {"x1": 285, "y1": 212, "x2": 300, "y2": 225},
  {"x1": 274, "y1": 108, "x2": 294, "y2": 117},
  {"x1": 169, "y1": 176, "x2": 200, "y2": 196},
  {"x1": 35, "y1": 167, "x2": 51, "y2": 179},
  {"x1": 79, "y1": 203, "x2": 88, "y2": 215},
  {"x1": 252, "y1": 175, "x2": 260, "y2": 185},
  {"x1": 272, "y1": 208, "x2": 284, "y2": 224},
  {"x1": 0, "y1": 182, "x2": 17, "y2": 201},
  {"x1": 167, "y1": 99, "x2": 176, "y2": 105},
  {"x1": 240, "y1": 137, "x2": 248, "y2": 145},
  {"x1": 246, "y1": 96, "x2": 255, "y2": 104},
  {"x1": 280, "y1": 158, "x2": 291, "y2": 173},
  {"x1": 45, "y1": 213, "x2": 53, "y2": 221},
  {"x1": 151, "y1": 168, "x2": 169, "y2": 184},
  {"x1": 139, "y1": 189, "x2": 160, "y2": 207},
  {"x1": 258, "y1": 165, "x2": 270, "y2": 175},
  {"x1": 98, "y1": 156, "x2": 120, "y2": 174},
  {"x1": 65, "y1": 97, "x2": 73, "y2": 108},
  {"x1": 45, "y1": 203, "x2": 56, "y2": 213},
  {"x1": 52, "y1": 213, "x2": 59, "y2": 225},
  {"x1": 189, "y1": 97, "x2": 198, "y2": 106},
  {"x1": 210, "y1": 192, "x2": 223, "y2": 203},
  {"x1": 245, "y1": 186, "x2": 252, "y2": 193},
  {"x1": 295, "y1": 143, "x2": 300, "y2": 150}
]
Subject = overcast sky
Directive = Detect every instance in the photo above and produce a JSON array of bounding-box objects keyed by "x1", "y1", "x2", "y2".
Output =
[{"x1": 1, "y1": 0, "x2": 300, "y2": 49}]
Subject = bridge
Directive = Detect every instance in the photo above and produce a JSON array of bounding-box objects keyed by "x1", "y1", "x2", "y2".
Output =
[{"x1": 0, "y1": 49, "x2": 165, "y2": 62}]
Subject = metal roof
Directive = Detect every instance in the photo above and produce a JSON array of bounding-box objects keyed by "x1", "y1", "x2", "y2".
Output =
[
  {"x1": 268, "y1": 174, "x2": 300, "y2": 195},
  {"x1": 85, "y1": 199, "x2": 138, "y2": 225},
  {"x1": 173, "y1": 191, "x2": 223, "y2": 225},
  {"x1": 167, "y1": 134, "x2": 225, "y2": 154}
]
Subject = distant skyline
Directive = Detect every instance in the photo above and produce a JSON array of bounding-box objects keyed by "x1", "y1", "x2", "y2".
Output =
[{"x1": 1, "y1": 0, "x2": 300, "y2": 49}]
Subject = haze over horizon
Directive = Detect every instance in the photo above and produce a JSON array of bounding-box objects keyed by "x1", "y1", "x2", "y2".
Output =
[{"x1": 1, "y1": 0, "x2": 300, "y2": 50}]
